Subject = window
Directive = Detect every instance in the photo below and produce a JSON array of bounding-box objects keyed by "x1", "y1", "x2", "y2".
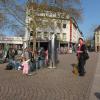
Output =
[
  {"x1": 30, "y1": 31, "x2": 33, "y2": 36},
  {"x1": 44, "y1": 32, "x2": 48, "y2": 38},
  {"x1": 57, "y1": 33, "x2": 60, "y2": 39},
  {"x1": 37, "y1": 32, "x2": 41, "y2": 38},
  {"x1": 63, "y1": 33, "x2": 66, "y2": 40},
  {"x1": 57, "y1": 23, "x2": 61, "y2": 28},
  {"x1": 97, "y1": 36, "x2": 99, "y2": 42},
  {"x1": 50, "y1": 32, "x2": 54, "y2": 35},
  {"x1": 63, "y1": 24, "x2": 66, "y2": 28},
  {"x1": 49, "y1": 32, "x2": 54, "y2": 39},
  {"x1": 50, "y1": 32, "x2": 54, "y2": 37}
]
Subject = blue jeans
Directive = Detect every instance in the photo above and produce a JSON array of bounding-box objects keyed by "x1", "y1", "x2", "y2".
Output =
[
  {"x1": 39, "y1": 59, "x2": 45, "y2": 68},
  {"x1": 15, "y1": 61, "x2": 21, "y2": 70},
  {"x1": 29, "y1": 61, "x2": 36, "y2": 72},
  {"x1": 8, "y1": 59, "x2": 16, "y2": 69}
]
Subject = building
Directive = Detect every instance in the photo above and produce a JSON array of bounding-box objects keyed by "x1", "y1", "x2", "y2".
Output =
[
  {"x1": 0, "y1": 36, "x2": 23, "y2": 49},
  {"x1": 94, "y1": 25, "x2": 100, "y2": 52},
  {"x1": 24, "y1": 3, "x2": 82, "y2": 51}
]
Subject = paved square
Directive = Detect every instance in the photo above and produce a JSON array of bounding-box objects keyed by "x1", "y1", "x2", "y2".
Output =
[{"x1": 0, "y1": 52, "x2": 98, "y2": 100}]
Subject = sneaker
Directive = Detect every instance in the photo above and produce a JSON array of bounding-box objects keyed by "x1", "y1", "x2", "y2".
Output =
[
  {"x1": 52, "y1": 66, "x2": 56, "y2": 69},
  {"x1": 27, "y1": 73, "x2": 32, "y2": 76},
  {"x1": 48, "y1": 66, "x2": 53, "y2": 69}
]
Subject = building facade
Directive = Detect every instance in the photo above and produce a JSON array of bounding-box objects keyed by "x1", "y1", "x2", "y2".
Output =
[
  {"x1": 0, "y1": 36, "x2": 23, "y2": 49},
  {"x1": 95, "y1": 25, "x2": 100, "y2": 52},
  {"x1": 25, "y1": 5, "x2": 82, "y2": 51}
]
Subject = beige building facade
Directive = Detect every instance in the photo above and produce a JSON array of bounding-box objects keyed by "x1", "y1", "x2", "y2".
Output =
[
  {"x1": 25, "y1": 8, "x2": 82, "y2": 50},
  {"x1": 95, "y1": 26, "x2": 100, "y2": 52}
]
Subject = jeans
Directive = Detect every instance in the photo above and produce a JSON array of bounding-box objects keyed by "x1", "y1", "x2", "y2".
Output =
[
  {"x1": 78, "y1": 57, "x2": 86, "y2": 75},
  {"x1": 39, "y1": 59, "x2": 45, "y2": 68},
  {"x1": 15, "y1": 61, "x2": 21, "y2": 70},
  {"x1": 8, "y1": 59, "x2": 16, "y2": 69},
  {"x1": 29, "y1": 61, "x2": 36, "y2": 72}
]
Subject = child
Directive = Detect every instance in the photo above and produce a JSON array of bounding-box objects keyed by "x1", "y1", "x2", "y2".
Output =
[{"x1": 21, "y1": 57, "x2": 30, "y2": 75}]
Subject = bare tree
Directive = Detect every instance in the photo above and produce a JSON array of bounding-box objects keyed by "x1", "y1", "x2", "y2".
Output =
[
  {"x1": 0, "y1": 0, "x2": 26, "y2": 36},
  {"x1": 0, "y1": 0, "x2": 82, "y2": 52},
  {"x1": 0, "y1": 12, "x2": 7, "y2": 28}
]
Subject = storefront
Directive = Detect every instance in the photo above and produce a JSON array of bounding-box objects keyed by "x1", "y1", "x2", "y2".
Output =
[{"x1": 0, "y1": 37, "x2": 23, "y2": 49}]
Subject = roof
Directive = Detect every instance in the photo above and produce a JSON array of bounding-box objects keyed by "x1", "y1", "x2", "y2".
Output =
[
  {"x1": 94, "y1": 25, "x2": 100, "y2": 32},
  {"x1": 27, "y1": 2, "x2": 65, "y2": 12}
]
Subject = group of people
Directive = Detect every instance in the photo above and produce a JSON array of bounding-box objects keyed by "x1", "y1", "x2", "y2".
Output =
[
  {"x1": 0, "y1": 37, "x2": 89, "y2": 77},
  {"x1": 20, "y1": 47, "x2": 49, "y2": 75},
  {"x1": 0, "y1": 45, "x2": 49, "y2": 76}
]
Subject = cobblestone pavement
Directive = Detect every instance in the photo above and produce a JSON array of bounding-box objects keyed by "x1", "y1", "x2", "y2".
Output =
[{"x1": 0, "y1": 52, "x2": 98, "y2": 100}]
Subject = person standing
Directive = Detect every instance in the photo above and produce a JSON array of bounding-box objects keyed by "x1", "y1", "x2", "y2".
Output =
[
  {"x1": 77, "y1": 37, "x2": 88, "y2": 76},
  {"x1": 21, "y1": 57, "x2": 30, "y2": 75},
  {"x1": 45, "y1": 49, "x2": 49, "y2": 66},
  {"x1": 0, "y1": 46, "x2": 3, "y2": 58},
  {"x1": 22, "y1": 47, "x2": 32, "y2": 75}
]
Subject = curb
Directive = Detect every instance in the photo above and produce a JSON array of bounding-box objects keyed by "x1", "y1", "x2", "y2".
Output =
[{"x1": 89, "y1": 53, "x2": 100, "y2": 100}]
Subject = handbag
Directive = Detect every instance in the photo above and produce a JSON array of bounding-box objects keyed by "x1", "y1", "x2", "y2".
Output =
[{"x1": 83, "y1": 51, "x2": 89, "y2": 60}]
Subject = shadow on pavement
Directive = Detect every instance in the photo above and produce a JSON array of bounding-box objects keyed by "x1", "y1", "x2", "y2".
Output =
[{"x1": 95, "y1": 92, "x2": 100, "y2": 99}]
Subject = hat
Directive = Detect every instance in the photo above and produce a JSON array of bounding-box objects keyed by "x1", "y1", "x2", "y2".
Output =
[{"x1": 79, "y1": 37, "x2": 84, "y2": 41}]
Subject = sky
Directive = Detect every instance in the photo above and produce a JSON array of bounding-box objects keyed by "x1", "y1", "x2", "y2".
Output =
[
  {"x1": 2, "y1": 0, "x2": 100, "y2": 39},
  {"x1": 79, "y1": 0, "x2": 100, "y2": 39}
]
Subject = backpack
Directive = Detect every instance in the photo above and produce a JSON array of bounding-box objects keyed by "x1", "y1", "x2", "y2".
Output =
[{"x1": 5, "y1": 63, "x2": 13, "y2": 70}]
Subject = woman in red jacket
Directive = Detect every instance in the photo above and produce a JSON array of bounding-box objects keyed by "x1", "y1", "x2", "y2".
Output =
[{"x1": 77, "y1": 37, "x2": 87, "y2": 76}]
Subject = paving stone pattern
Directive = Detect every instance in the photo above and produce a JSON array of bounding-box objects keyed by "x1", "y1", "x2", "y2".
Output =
[{"x1": 0, "y1": 52, "x2": 98, "y2": 100}]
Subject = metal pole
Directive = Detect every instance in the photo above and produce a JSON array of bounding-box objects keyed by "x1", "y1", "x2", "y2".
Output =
[{"x1": 48, "y1": 34, "x2": 56, "y2": 69}]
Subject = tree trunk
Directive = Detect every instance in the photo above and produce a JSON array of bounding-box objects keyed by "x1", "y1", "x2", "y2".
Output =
[{"x1": 32, "y1": 30, "x2": 36, "y2": 54}]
